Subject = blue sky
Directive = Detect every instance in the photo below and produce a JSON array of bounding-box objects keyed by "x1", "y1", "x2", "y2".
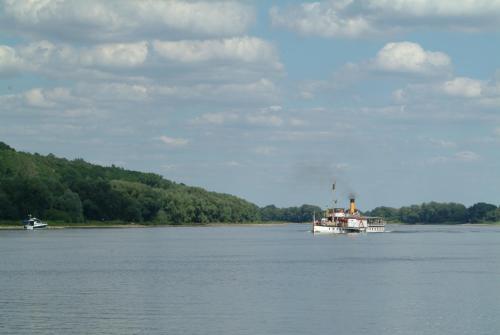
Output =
[{"x1": 1, "y1": 0, "x2": 500, "y2": 210}]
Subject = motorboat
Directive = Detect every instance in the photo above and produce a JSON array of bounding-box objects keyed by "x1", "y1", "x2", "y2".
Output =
[{"x1": 23, "y1": 215, "x2": 48, "y2": 230}]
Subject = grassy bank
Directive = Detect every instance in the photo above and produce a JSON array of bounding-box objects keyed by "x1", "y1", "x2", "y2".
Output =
[
  {"x1": 353, "y1": 221, "x2": 500, "y2": 227},
  {"x1": 0, "y1": 220, "x2": 291, "y2": 229}
]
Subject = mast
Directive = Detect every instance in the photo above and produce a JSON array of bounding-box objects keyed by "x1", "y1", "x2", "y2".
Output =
[{"x1": 332, "y1": 182, "x2": 337, "y2": 209}]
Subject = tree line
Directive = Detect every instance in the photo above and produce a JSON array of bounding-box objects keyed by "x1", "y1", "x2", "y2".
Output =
[
  {"x1": 260, "y1": 204, "x2": 321, "y2": 223},
  {"x1": 2, "y1": 142, "x2": 497, "y2": 225},
  {"x1": 365, "y1": 202, "x2": 500, "y2": 224},
  {"x1": 0, "y1": 142, "x2": 319, "y2": 224}
]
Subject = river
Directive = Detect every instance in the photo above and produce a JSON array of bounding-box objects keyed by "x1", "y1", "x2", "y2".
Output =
[{"x1": 1, "y1": 224, "x2": 499, "y2": 334}]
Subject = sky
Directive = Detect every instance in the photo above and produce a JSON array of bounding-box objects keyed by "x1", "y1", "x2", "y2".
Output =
[{"x1": 1, "y1": 0, "x2": 500, "y2": 210}]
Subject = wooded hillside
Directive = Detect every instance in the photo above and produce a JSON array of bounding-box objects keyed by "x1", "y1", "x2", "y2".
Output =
[{"x1": 0, "y1": 142, "x2": 320, "y2": 224}]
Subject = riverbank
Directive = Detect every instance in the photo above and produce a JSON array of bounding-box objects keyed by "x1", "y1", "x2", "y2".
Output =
[
  {"x1": 388, "y1": 222, "x2": 500, "y2": 226},
  {"x1": 3, "y1": 221, "x2": 499, "y2": 230},
  {"x1": 0, "y1": 221, "x2": 295, "y2": 230}
]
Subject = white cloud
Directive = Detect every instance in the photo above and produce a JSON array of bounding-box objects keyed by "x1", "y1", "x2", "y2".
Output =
[
  {"x1": 477, "y1": 77, "x2": 500, "y2": 107},
  {"x1": 153, "y1": 37, "x2": 280, "y2": 68},
  {"x1": 151, "y1": 79, "x2": 279, "y2": 104},
  {"x1": 190, "y1": 112, "x2": 239, "y2": 125},
  {"x1": 209, "y1": 79, "x2": 279, "y2": 103},
  {"x1": 159, "y1": 135, "x2": 189, "y2": 147},
  {"x1": 16, "y1": 87, "x2": 77, "y2": 109},
  {"x1": 368, "y1": 0, "x2": 500, "y2": 23},
  {"x1": 191, "y1": 106, "x2": 306, "y2": 129},
  {"x1": 454, "y1": 151, "x2": 480, "y2": 161},
  {"x1": 247, "y1": 114, "x2": 284, "y2": 127},
  {"x1": 424, "y1": 150, "x2": 481, "y2": 166},
  {"x1": 80, "y1": 42, "x2": 148, "y2": 68},
  {"x1": 254, "y1": 146, "x2": 277, "y2": 155},
  {"x1": 10, "y1": 41, "x2": 149, "y2": 74},
  {"x1": 425, "y1": 156, "x2": 450, "y2": 165},
  {"x1": 2, "y1": 0, "x2": 255, "y2": 41},
  {"x1": 371, "y1": 42, "x2": 451, "y2": 76},
  {"x1": 0, "y1": 86, "x2": 107, "y2": 121},
  {"x1": 266, "y1": 105, "x2": 283, "y2": 112},
  {"x1": 290, "y1": 118, "x2": 307, "y2": 126},
  {"x1": 270, "y1": 0, "x2": 500, "y2": 38},
  {"x1": 335, "y1": 163, "x2": 350, "y2": 170},
  {"x1": 0, "y1": 45, "x2": 24, "y2": 76},
  {"x1": 61, "y1": 108, "x2": 99, "y2": 118},
  {"x1": 300, "y1": 90, "x2": 315, "y2": 100},
  {"x1": 442, "y1": 77, "x2": 483, "y2": 98},
  {"x1": 391, "y1": 74, "x2": 500, "y2": 110},
  {"x1": 6, "y1": 39, "x2": 282, "y2": 89},
  {"x1": 429, "y1": 138, "x2": 456, "y2": 148},
  {"x1": 246, "y1": 106, "x2": 285, "y2": 127},
  {"x1": 161, "y1": 164, "x2": 177, "y2": 171},
  {"x1": 3, "y1": 84, "x2": 150, "y2": 119},
  {"x1": 76, "y1": 83, "x2": 149, "y2": 102},
  {"x1": 359, "y1": 105, "x2": 409, "y2": 117},
  {"x1": 308, "y1": 42, "x2": 452, "y2": 97},
  {"x1": 225, "y1": 161, "x2": 241, "y2": 167},
  {"x1": 1, "y1": 79, "x2": 280, "y2": 122},
  {"x1": 24, "y1": 89, "x2": 55, "y2": 108},
  {"x1": 18, "y1": 40, "x2": 57, "y2": 65},
  {"x1": 137, "y1": 1, "x2": 254, "y2": 37},
  {"x1": 392, "y1": 88, "x2": 407, "y2": 102},
  {"x1": 298, "y1": 80, "x2": 330, "y2": 100},
  {"x1": 270, "y1": 2, "x2": 373, "y2": 38}
]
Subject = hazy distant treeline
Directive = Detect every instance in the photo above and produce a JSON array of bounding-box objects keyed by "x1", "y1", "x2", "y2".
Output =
[
  {"x1": 365, "y1": 202, "x2": 500, "y2": 224},
  {"x1": 260, "y1": 204, "x2": 322, "y2": 223},
  {"x1": 0, "y1": 142, "x2": 319, "y2": 224}
]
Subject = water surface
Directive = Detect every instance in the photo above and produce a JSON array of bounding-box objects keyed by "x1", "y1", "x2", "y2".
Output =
[{"x1": 1, "y1": 224, "x2": 500, "y2": 334}]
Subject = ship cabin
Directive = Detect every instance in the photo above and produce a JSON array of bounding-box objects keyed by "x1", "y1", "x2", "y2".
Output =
[
  {"x1": 324, "y1": 208, "x2": 346, "y2": 222},
  {"x1": 333, "y1": 208, "x2": 346, "y2": 218},
  {"x1": 366, "y1": 217, "x2": 385, "y2": 227}
]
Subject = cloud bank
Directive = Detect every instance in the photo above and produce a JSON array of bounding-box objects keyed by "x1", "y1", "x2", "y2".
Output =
[
  {"x1": 271, "y1": 0, "x2": 500, "y2": 38},
  {"x1": 1, "y1": 0, "x2": 255, "y2": 41}
]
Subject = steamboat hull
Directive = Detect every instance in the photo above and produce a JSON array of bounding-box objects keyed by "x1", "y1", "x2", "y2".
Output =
[{"x1": 312, "y1": 224, "x2": 385, "y2": 234}]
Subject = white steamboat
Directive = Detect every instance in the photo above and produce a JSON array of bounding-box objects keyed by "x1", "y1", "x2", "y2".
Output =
[{"x1": 313, "y1": 186, "x2": 384, "y2": 234}]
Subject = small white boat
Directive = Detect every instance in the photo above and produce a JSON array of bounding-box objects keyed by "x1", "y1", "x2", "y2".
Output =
[{"x1": 23, "y1": 215, "x2": 48, "y2": 230}]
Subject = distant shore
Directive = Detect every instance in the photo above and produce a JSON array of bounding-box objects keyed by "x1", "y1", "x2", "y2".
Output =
[
  {"x1": 0, "y1": 221, "x2": 296, "y2": 230},
  {"x1": 2, "y1": 221, "x2": 499, "y2": 230},
  {"x1": 371, "y1": 222, "x2": 500, "y2": 226}
]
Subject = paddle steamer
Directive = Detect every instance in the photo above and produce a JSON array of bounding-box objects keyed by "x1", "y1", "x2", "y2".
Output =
[{"x1": 313, "y1": 185, "x2": 385, "y2": 234}]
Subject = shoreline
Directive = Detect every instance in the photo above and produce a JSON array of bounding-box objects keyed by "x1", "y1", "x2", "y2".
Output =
[
  {"x1": 0, "y1": 221, "x2": 298, "y2": 230},
  {"x1": 2, "y1": 222, "x2": 499, "y2": 230}
]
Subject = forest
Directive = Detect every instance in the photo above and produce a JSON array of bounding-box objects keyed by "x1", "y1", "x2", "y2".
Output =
[
  {"x1": 365, "y1": 202, "x2": 500, "y2": 224},
  {"x1": 0, "y1": 142, "x2": 319, "y2": 224}
]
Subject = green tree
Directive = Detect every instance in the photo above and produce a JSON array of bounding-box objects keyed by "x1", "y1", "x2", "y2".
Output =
[
  {"x1": 3, "y1": 177, "x2": 52, "y2": 217},
  {"x1": 0, "y1": 189, "x2": 18, "y2": 219},
  {"x1": 468, "y1": 203, "x2": 497, "y2": 223},
  {"x1": 399, "y1": 205, "x2": 420, "y2": 223},
  {"x1": 366, "y1": 206, "x2": 399, "y2": 221},
  {"x1": 53, "y1": 190, "x2": 84, "y2": 222}
]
